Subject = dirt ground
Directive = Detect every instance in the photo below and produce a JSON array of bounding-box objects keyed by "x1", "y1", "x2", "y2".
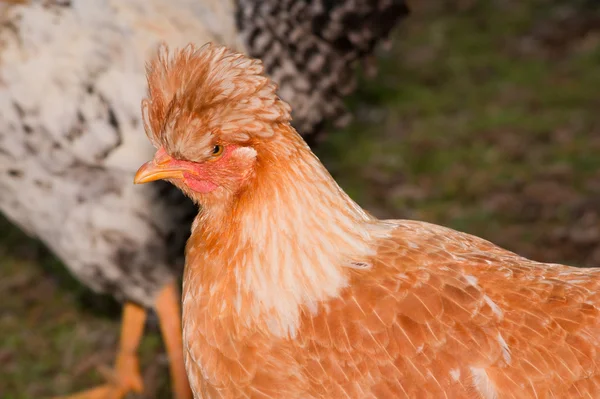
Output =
[{"x1": 1, "y1": 0, "x2": 600, "y2": 397}]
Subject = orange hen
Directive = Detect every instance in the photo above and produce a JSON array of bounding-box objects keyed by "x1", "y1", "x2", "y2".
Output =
[{"x1": 134, "y1": 43, "x2": 600, "y2": 398}]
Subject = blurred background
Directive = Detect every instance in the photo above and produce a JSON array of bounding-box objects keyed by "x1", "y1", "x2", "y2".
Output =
[{"x1": 1, "y1": 0, "x2": 600, "y2": 397}]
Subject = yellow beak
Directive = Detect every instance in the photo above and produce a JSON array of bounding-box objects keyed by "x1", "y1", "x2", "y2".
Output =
[
  {"x1": 134, "y1": 149, "x2": 191, "y2": 184},
  {"x1": 133, "y1": 161, "x2": 187, "y2": 184}
]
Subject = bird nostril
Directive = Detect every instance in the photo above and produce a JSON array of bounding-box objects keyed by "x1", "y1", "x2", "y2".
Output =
[
  {"x1": 156, "y1": 157, "x2": 171, "y2": 166},
  {"x1": 154, "y1": 148, "x2": 174, "y2": 166}
]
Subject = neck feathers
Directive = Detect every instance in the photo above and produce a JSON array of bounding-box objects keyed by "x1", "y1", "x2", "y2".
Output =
[{"x1": 187, "y1": 127, "x2": 382, "y2": 337}]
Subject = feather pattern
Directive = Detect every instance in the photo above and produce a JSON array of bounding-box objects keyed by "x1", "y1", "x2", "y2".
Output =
[
  {"x1": 236, "y1": 0, "x2": 409, "y2": 136},
  {"x1": 183, "y1": 158, "x2": 600, "y2": 398},
  {"x1": 139, "y1": 44, "x2": 600, "y2": 398}
]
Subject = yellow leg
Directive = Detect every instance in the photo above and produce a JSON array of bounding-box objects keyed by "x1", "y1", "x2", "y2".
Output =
[
  {"x1": 155, "y1": 281, "x2": 193, "y2": 399},
  {"x1": 54, "y1": 302, "x2": 146, "y2": 399}
]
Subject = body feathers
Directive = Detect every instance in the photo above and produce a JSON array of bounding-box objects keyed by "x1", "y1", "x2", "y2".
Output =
[{"x1": 138, "y1": 43, "x2": 600, "y2": 398}]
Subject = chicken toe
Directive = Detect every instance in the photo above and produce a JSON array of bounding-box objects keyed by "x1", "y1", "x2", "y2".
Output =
[{"x1": 52, "y1": 302, "x2": 146, "y2": 399}]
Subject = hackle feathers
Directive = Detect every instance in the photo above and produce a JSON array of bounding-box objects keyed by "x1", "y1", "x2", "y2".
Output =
[{"x1": 144, "y1": 44, "x2": 600, "y2": 399}]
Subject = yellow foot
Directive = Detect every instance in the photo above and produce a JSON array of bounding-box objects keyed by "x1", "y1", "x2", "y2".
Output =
[{"x1": 53, "y1": 353, "x2": 144, "y2": 399}]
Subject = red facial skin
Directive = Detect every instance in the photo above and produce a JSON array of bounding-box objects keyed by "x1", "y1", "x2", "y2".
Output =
[
  {"x1": 183, "y1": 172, "x2": 218, "y2": 193},
  {"x1": 155, "y1": 145, "x2": 240, "y2": 194}
]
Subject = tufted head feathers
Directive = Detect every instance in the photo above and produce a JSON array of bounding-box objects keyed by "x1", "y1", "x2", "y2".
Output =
[
  {"x1": 141, "y1": 43, "x2": 292, "y2": 162},
  {"x1": 135, "y1": 43, "x2": 307, "y2": 206}
]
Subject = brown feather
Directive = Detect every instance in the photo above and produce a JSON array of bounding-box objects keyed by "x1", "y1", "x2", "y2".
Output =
[{"x1": 141, "y1": 43, "x2": 600, "y2": 399}]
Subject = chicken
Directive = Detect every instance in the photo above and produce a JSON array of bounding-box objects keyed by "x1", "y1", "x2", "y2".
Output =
[
  {"x1": 0, "y1": 0, "x2": 408, "y2": 398},
  {"x1": 134, "y1": 42, "x2": 600, "y2": 399}
]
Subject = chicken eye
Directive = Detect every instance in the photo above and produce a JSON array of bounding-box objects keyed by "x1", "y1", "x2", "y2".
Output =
[{"x1": 211, "y1": 145, "x2": 224, "y2": 158}]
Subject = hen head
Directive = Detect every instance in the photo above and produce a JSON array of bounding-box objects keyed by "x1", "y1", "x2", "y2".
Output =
[{"x1": 134, "y1": 43, "x2": 294, "y2": 206}]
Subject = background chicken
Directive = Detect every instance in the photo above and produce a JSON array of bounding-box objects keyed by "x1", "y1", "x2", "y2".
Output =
[
  {"x1": 0, "y1": 0, "x2": 408, "y2": 397},
  {"x1": 136, "y1": 42, "x2": 600, "y2": 399}
]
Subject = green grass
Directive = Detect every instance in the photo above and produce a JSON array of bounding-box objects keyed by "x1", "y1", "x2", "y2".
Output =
[
  {"x1": 0, "y1": 217, "x2": 171, "y2": 398},
  {"x1": 318, "y1": 0, "x2": 600, "y2": 267},
  {"x1": 2, "y1": 0, "x2": 600, "y2": 396}
]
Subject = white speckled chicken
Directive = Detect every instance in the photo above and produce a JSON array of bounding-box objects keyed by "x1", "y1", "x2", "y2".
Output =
[{"x1": 0, "y1": 0, "x2": 408, "y2": 398}]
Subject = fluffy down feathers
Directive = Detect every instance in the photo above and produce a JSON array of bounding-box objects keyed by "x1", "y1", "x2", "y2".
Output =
[{"x1": 139, "y1": 43, "x2": 600, "y2": 399}]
